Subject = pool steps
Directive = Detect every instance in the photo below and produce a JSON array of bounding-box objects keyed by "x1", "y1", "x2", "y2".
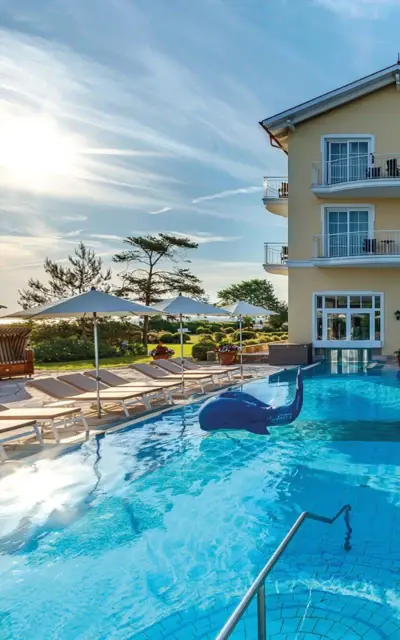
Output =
[{"x1": 215, "y1": 504, "x2": 352, "y2": 640}]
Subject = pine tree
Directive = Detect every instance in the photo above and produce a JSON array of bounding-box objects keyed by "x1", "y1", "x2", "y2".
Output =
[
  {"x1": 113, "y1": 234, "x2": 204, "y2": 344},
  {"x1": 18, "y1": 242, "x2": 112, "y2": 309}
]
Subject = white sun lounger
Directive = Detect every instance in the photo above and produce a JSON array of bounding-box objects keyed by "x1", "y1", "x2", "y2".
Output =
[
  {"x1": 58, "y1": 373, "x2": 173, "y2": 406},
  {"x1": 152, "y1": 359, "x2": 230, "y2": 386},
  {"x1": 0, "y1": 405, "x2": 89, "y2": 443},
  {"x1": 0, "y1": 419, "x2": 43, "y2": 461},
  {"x1": 84, "y1": 369, "x2": 182, "y2": 392},
  {"x1": 171, "y1": 357, "x2": 241, "y2": 380},
  {"x1": 130, "y1": 363, "x2": 215, "y2": 393},
  {"x1": 27, "y1": 377, "x2": 166, "y2": 417}
]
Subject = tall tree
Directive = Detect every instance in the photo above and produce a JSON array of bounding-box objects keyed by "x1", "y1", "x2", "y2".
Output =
[
  {"x1": 217, "y1": 278, "x2": 288, "y2": 328},
  {"x1": 113, "y1": 234, "x2": 205, "y2": 344},
  {"x1": 18, "y1": 241, "x2": 112, "y2": 309}
]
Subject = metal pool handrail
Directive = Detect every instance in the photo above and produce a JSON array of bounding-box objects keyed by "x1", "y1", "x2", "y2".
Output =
[{"x1": 215, "y1": 504, "x2": 352, "y2": 640}]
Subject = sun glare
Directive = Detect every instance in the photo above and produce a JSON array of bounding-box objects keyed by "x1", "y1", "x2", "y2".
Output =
[{"x1": 0, "y1": 115, "x2": 79, "y2": 189}]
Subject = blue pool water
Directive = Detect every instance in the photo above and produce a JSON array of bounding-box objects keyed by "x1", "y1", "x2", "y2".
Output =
[{"x1": 1, "y1": 371, "x2": 400, "y2": 639}]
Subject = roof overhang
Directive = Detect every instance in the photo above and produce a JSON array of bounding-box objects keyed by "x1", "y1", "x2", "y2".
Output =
[{"x1": 259, "y1": 63, "x2": 400, "y2": 153}]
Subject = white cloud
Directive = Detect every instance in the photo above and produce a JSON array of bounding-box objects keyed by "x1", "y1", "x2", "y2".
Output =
[
  {"x1": 149, "y1": 207, "x2": 173, "y2": 215},
  {"x1": 88, "y1": 233, "x2": 124, "y2": 242},
  {"x1": 60, "y1": 214, "x2": 88, "y2": 222},
  {"x1": 168, "y1": 231, "x2": 241, "y2": 244},
  {"x1": 312, "y1": 0, "x2": 400, "y2": 18},
  {"x1": 192, "y1": 186, "x2": 262, "y2": 204}
]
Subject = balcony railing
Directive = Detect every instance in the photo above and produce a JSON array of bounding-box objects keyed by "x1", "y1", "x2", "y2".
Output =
[
  {"x1": 263, "y1": 177, "x2": 288, "y2": 199},
  {"x1": 313, "y1": 230, "x2": 400, "y2": 259},
  {"x1": 264, "y1": 243, "x2": 288, "y2": 264},
  {"x1": 312, "y1": 153, "x2": 400, "y2": 186}
]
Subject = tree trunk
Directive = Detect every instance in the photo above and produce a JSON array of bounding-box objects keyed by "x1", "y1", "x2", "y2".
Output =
[{"x1": 142, "y1": 316, "x2": 149, "y2": 347}]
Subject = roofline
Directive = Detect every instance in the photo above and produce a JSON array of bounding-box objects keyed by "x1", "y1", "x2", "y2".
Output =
[{"x1": 260, "y1": 62, "x2": 400, "y2": 135}]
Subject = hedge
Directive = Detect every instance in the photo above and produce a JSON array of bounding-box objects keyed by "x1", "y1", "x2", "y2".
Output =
[
  {"x1": 192, "y1": 340, "x2": 215, "y2": 361},
  {"x1": 32, "y1": 336, "x2": 147, "y2": 363},
  {"x1": 157, "y1": 332, "x2": 190, "y2": 344}
]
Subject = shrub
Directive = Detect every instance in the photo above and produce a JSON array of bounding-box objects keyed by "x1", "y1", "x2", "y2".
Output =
[
  {"x1": 243, "y1": 338, "x2": 259, "y2": 345},
  {"x1": 148, "y1": 315, "x2": 179, "y2": 333},
  {"x1": 195, "y1": 326, "x2": 209, "y2": 335},
  {"x1": 192, "y1": 340, "x2": 216, "y2": 361},
  {"x1": 158, "y1": 332, "x2": 174, "y2": 343},
  {"x1": 129, "y1": 331, "x2": 142, "y2": 343},
  {"x1": 170, "y1": 332, "x2": 191, "y2": 344},
  {"x1": 213, "y1": 331, "x2": 226, "y2": 342},
  {"x1": 198, "y1": 334, "x2": 215, "y2": 343},
  {"x1": 147, "y1": 332, "x2": 159, "y2": 343},
  {"x1": 224, "y1": 327, "x2": 235, "y2": 334},
  {"x1": 234, "y1": 329, "x2": 256, "y2": 340},
  {"x1": 127, "y1": 342, "x2": 147, "y2": 356},
  {"x1": 32, "y1": 336, "x2": 118, "y2": 363}
]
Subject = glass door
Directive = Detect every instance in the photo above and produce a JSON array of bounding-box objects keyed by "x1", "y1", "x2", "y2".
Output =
[
  {"x1": 326, "y1": 209, "x2": 369, "y2": 257},
  {"x1": 327, "y1": 140, "x2": 369, "y2": 184}
]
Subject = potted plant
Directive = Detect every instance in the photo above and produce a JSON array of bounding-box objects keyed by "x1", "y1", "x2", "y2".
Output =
[
  {"x1": 150, "y1": 342, "x2": 175, "y2": 360},
  {"x1": 216, "y1": 343, "x2": 239, "y2": 366},
  {"x1": 395, "y1": 349, "x2": 400, "y2": 368}
]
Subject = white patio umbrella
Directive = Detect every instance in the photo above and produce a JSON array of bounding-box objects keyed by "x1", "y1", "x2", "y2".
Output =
[
  {"x1": 222, "y1": 301, "x2": 278, "y2": 377},
  {"x1": 153, "y1": 293, "x2": 231, "y2": 387},
  {"x1": 2, "y1": 288, "x2": 159, "y2": 417}
]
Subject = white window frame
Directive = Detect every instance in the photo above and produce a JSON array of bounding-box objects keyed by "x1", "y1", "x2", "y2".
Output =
[
  {"x1": 312, "y1": 291, "x2": 383, "y2": 348},
  {"x1": 321, "y1": 134, "x2": 375, "y2": 185},
  {"x1": 320, "y1": 204, "x2": 375, "y2": 258}
]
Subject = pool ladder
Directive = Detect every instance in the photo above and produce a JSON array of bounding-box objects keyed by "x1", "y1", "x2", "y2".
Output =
[{"x1": 215, "y1": 504, "x2": 352, "y2": 640}]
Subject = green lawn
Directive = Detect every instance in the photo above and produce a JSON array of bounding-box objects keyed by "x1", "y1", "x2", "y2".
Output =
[{"x1": 35, "y1": 341, "x2": 198, "y2": 371}]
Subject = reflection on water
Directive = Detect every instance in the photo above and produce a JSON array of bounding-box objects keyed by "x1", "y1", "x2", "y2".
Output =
[{"x1": 0, "y1": 373, "x2": 400, "y2": 638}]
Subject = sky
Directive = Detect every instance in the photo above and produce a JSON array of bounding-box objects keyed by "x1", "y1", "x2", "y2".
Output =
[{"x1": 1, "y1": 0, "x2": 400, "y2": 308}]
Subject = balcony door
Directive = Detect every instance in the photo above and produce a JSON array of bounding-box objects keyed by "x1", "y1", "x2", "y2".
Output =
[
  {"x1": 326, "y1": 140, "x2": 369, "y2": 184},
  {"x1": 326, "y1": 209, "x2": 370, "y2": 258}
]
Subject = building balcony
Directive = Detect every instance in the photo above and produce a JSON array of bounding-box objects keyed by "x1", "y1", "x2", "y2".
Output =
[
  {"x1": 313, "y1": 230, "x2": 400, "y2": 267},
  {"x1": 312, "y1": 154, "x2": 400, "y2": 198},
  {"x1": 263, "y1": 243, "x2": 288, "y2": 275},
  {"x1": 262, "y1": 177, "x2": 288, "y2": 217}
]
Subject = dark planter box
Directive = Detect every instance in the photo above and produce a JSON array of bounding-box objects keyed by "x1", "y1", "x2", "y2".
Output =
[{"x1": 268, "y1": 343, "x2": 312, "y2": 366}]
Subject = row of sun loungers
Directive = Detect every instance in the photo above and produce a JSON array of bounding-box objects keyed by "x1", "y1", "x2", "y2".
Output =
[{"x1": 0, "y1": 359, "x2": 243, "y2": 460}]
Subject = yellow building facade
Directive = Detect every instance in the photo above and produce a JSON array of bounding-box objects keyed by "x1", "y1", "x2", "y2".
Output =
[{"x1": 261, "y1": 64, "x2": 400, "y2": 358}]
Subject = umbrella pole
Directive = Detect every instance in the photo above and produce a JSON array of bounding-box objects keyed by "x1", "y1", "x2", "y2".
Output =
[
  {"x1": 239, "y1": 315, "x2": 243, "y2": 379},
  {"x1": 179, "y1": 313, "x2": 185, "y2": 392},
  {"x1": 93, "y1": 312, "x2": 101, "y2": 418}
]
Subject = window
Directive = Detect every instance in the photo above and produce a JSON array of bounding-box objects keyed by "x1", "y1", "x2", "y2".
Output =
[
  {"x1": 326, "y1": 138, "x2": 371, "y2": 184},
  {"x1": 314, "y1": 293, "x2": 383, "y2": 345},
  {"x1": 325, "y1": 208, "x2": 371, "y2": 258}
]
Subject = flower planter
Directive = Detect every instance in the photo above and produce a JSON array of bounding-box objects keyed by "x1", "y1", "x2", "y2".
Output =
[
  {"x1": 218, "y1": 352, "x2": 237, "y2": 366},
  {"x1": 152, "y1": 354, "x2": 171, "y2": 360}
]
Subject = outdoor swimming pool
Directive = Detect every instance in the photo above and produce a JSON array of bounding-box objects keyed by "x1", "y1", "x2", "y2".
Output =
[{"x1": 0, "y1": 370, "x2": 400, "y2": 639}]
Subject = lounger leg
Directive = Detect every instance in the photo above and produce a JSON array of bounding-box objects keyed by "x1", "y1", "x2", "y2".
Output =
[
  {"x1": 142, "y1": 394, "x2": 152, "y2": 410},
  {"x1": 163, "y1": 389, "x2": 173, "y2": 405},
  {"x1": 33, "y1": 424, "x2": 44, "y2": 446},
  {"x1": 0, "y1": 444, "x2": 7, "y2": 461},
  {"x1": 81, "y1": 416, "x2": 90, "y2": 437},
  {"x1": 50, "y1": 420, "x2": 61, "y2": 444},
  {"x1": 120, "y1": 401, "x2": 130, "y2": 417}
]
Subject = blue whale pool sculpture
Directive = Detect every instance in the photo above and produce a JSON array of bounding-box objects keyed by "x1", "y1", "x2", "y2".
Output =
[{"x1": 199, "y1": 369, "x2": 303, "y2": 435}]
